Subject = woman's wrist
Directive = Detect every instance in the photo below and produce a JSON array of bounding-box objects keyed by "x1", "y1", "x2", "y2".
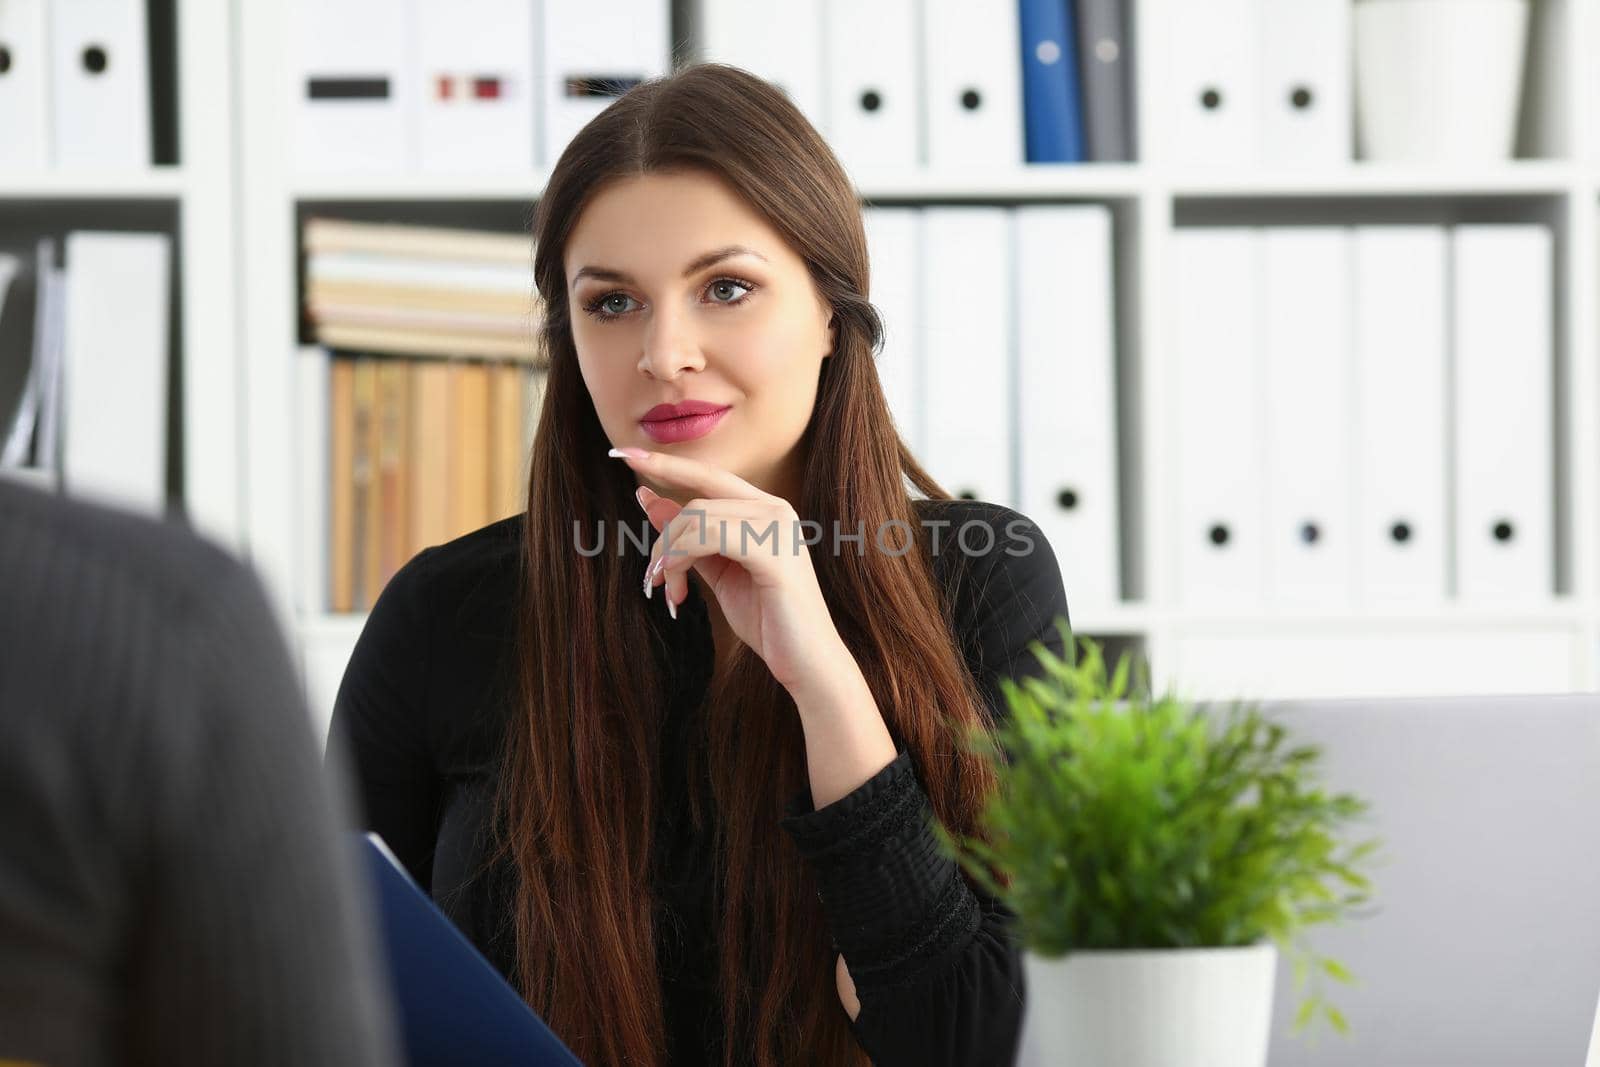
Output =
[
  {"x1": 787, "y1": 640, "x2": 899, "y2": 811},
  {"x1": 783, "y1": 634, "x2": 867, "y2": 712}
]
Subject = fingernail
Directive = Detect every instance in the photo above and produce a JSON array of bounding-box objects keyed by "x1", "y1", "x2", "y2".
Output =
[
  {"x1": 635, "y1": 485, "x2": 650, "y2": 511},
  {"x1": 643, "y1": 558, "x2": 654, "y2": 598},
  {"x1": 608, "y1": 446, "x2": 651, "y2": 461},
  {"x1": 667, "y1": 589, "x2": 677, "y2": 621}
]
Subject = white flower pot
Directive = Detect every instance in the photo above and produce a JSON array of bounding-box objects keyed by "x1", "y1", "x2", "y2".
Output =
[
  {"x1": 1352, "y1": 0, "x2": 1531, "y2": 163},
  {"x1": 1016, "y1": 943, "x2": 1277, "y2": 1067}
]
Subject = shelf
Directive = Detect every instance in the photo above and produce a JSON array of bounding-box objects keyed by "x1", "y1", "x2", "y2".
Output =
[
  {"x1": 234, "y1": 0, "x2": 1600, "y2": 706},
  {"x1": 296, "y1": 600, "x2": 1595, "y2": 648},
  {"x1": 299, "y1": 610, "x2": 370, "y2": 644},
  {"x1": 0, "y1": 467, "x2": 57, "y2": 492},
  {"x1": 290, "y1": 163, "x2": 1151, "y2": 203},
  {"x1": 853, "y1": 164, "x2": 1147, "y2": 201},
  {"x1": 298, "y1": 605, "x2": 1161, "y2": 639},
  {"x1": 1168, "y1": 160, "x2": 1580, "y2": 199},
  {"x1": 284, "y1": 162, "x2": 1600, "y2": 205},
  {"x1": 0, "y1": 168, "x2": 189, "y2": 200},
  {"x1": 293, "y1": 170, "x2": 553, "y2": 202},
  {"x1": 1065, "y1": 603, "x2": 1159, "y2": 634},
  {"x1": 1165, "y1": 599, "x2": 1596, "y2": 631}
]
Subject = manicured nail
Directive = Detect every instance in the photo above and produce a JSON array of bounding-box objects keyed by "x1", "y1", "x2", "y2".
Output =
[
  {"x1": 608, "y1": 446, "x2": 651, "y2": 461},
  {"x1": 635, "y1": 485, "x2": 650, "y2": 511},
  {"x1": 644, "y1": 554, "x2": 667, "y2": 598},
  {"x1": 667, "y1": 588, "x2": 677, "y2": 621}
]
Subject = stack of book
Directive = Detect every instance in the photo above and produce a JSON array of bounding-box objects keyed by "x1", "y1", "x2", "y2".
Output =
[
  {"x1": 303, "y1": 216, "x2": 542, "y2": 361},
  {"x1": 299, "y1": 217, "x2": 548, "y2": 614}
]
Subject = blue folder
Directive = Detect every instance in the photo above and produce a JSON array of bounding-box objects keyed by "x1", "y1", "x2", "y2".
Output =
[
  {"x1": 356, "y1": 832, "x2": 586, "y2": 1067},
  {"x1": 1020, "y1": 0, "x2": 1087, "y2": 162}
]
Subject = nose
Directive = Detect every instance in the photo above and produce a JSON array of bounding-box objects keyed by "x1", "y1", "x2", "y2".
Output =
[{"x1": 638, "y1": 302, "x2": 705, "y2": 381}]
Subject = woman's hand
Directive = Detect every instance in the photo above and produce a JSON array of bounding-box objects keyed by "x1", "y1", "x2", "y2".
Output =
[{"x1": 610, "y1": 446, "x2": 850, "y2": 697}]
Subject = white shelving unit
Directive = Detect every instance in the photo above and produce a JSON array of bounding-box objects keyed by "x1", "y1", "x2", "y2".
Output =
[
  {"x1": 225, "y1": 0, "x2": 1600, "y2": 718},
  {"x1": 1, "y1": 0, "x2": 242, "y2": 551}
]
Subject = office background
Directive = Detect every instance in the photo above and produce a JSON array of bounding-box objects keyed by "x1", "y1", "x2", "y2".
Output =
[{"x1": 0, "y1": 0, "x2": 1595, "y2": 749}]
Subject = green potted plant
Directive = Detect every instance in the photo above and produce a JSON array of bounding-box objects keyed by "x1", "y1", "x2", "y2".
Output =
[{"x1": 932, "y1": 621, "x2": 1380, "y2": 1067}]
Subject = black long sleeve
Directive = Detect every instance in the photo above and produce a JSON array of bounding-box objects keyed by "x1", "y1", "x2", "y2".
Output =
[
  {"x1": 326, "y1": 543, "x2": 446, "y2": 896},
  {"x1": 327, "y1": 501, "x2": 1072, "y2": 1066},
  {"x1": 777, "y1": 506, "x2": 1072, "y2": 1066}
]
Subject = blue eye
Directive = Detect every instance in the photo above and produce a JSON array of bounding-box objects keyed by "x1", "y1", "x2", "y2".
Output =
[
  {"x1": 706, "y1": 278, "x2": 752, "y2": 304},
  {"x1": 580, "y1": 276, "x2": 758, "y2": 323},
  {"x1": 595, "y1": 293, "x2": 637, "y2": 317}
]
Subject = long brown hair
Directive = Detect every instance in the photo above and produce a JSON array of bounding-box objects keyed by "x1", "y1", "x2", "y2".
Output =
[{"x1": 491, "y1": 62, "x2": 1005, "y2": 1066}]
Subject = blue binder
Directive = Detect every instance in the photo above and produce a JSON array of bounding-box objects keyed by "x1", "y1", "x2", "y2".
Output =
[
  {"x1": 1020, "y1": 0, "x2": 1087, "y2": 162},
  {"x1": 356, "y1": 832, "x2": 586, "y2": 1066}
]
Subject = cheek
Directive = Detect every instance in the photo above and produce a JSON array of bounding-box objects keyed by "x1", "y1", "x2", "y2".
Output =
[
  {"x1": 723, "y1": 301, "x2": 826, "y2": 382},
  {"x1": 572, "y1": 316, "x2": 623, "y2": 364},
  {"x1": 573, "y1": 334, "x2": 635, "y2": 418}
]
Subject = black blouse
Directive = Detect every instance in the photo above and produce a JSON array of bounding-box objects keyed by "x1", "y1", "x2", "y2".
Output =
[{"x1": 328, "y1": 497, "x2": 1072, "y2": 1066}]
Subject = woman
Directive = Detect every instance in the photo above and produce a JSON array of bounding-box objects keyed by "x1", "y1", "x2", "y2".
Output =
[{"x1": 330, "y1": 62, "x2": 1072, "y2": 1067}]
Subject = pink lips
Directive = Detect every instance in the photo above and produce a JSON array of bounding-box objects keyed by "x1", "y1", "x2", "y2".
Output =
[{"x1": 638, "y1": 400, "x2": 732, "y2": 444}]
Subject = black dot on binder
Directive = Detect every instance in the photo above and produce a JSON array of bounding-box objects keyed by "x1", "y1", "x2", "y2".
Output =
[
  {"x1": 1201, "y1": 88, "x2": 1222, "y2": 110},
  {"x1": 1391, "y1": 521, "x2": 1412, "y2": 544},
  {"x1": 958, "y1": 489, "x2": 978, "y2": 500},
  {"x1": 1056, "y1": 488, "x2": 1078, "y2": 511},
  {"x1": 1208, "y1": 523, "x2": 1230, "y2": 547},
  {"x1": 861, "y1": 89, "x2": 882, "y2": 112},
  {"x1": 1291, "y1": 86, "x2": 1314, "y2": 110},
  {"x1": 0, "y1": 46, "x2": 11, "y2": 76},
  {"x1": 1493, "y1": 519, "x2": 1515, "y2": 542},
  {"x1": 1300, "y1": 522, "x2": 1320, "y2": 545},
  {"x1": 960, "y1": 88, "x2": 982, "y2": 111},
  {"x1": 82, "y1": 45, "x2": 108, "y2": 75}
]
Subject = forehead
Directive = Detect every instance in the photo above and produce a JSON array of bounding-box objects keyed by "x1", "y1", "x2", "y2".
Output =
[{"x1": 563, "y1": 170, "x2": 792, "y2": 281}]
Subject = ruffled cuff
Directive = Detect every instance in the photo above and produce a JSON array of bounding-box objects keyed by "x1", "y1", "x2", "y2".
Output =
[{"x1": 778, "y1": 748, "x2": 981, "y2": 993}]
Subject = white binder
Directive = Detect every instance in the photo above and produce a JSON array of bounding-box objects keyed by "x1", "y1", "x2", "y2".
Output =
[
  {"x1": 0, "y1": 0, "x2": 50, "y2": 168},
  {"x1": 1258, "y1": 0, "x2": 1352, "y2": 166},
  {"x1": 862, "y1": 207, "x2": 922, "y2": 453},
  {"x1": 541, "y1": 0, "x2": 668, "y2": 166},
  {"x1": 1163, "y1": 0, "x2": 1258, "y2": 165},
  {"x1": 1353, "y1": 226, "x2": 1448, "y2": 605},
  {"x1": 1261, "y1": 227, "x2": 1355, "y2": 609},
  {"x1": 48, "y1": 0, "x2": 151, "y2": 168},
  {"x1": 1172, "y1": 228, "x2": 1265, "y2": 608},
  {"x1": 1452, "y1": 224, "x2": 1553, "y2": 601},
  {"x1": 415, "y1": 0, "x2": 536, "y2": 173},
  {"x1": 921, "y1": 0, "x2": 1024, "y2": 166},
  {"x1": 291, "y1": 0, "x2": 414, "y2": 172},
  {"x1": 696, "y1": 0, "x2": 826, "y2": 136},
  {"x1": 1015, "y1": 204, "x2": 1120, "y2": 609},
  {"x1": 920, "y1": 207, "x2": 1012, "y2": 506},
  {"x1": 59, "y1": 232, "x2": 170, "y2": 517},
  {"x1": 825, "y1": 0, "x2": 921, "y2": 173}
]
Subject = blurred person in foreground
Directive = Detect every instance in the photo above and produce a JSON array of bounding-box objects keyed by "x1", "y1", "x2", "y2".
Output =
[{"x1": 0, "y1": 478, "x2": 401, "y2": 1067}]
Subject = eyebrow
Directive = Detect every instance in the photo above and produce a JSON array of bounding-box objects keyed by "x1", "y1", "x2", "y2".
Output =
[{"x1": 571, "y1": 245, "x2": 769, "y2": 286}]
